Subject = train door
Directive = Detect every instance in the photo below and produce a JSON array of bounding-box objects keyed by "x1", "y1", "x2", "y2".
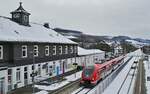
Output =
[{"x1": 101, "y1": 67, "x2": 106, "y2": 79}]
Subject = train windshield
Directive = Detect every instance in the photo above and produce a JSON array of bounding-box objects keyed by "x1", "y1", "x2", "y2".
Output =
[{"x1": 83, "y1": 66, "x2": 94, "y2": 77}]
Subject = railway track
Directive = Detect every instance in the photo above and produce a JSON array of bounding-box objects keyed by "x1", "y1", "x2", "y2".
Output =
[
  {"x1": 133, "y1": 59, "x2": 146, "y2": 94},
  {"x1": 74, "y1": 87, "x2": 91, "y2": 94}
]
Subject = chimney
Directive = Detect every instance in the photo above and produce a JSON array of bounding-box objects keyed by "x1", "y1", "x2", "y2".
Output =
[{"x1": 43, "y1": 23, "x2": 50, "y2": 28}]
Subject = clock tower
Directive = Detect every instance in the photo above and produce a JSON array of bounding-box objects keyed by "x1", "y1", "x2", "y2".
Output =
[{"x1": 11, "y1": 2, "x2": 30, "y2": 26}]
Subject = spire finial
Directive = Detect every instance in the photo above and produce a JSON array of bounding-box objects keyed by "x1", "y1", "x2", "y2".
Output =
[{"x1": 19, "y1": 2, "x2": 22, "y2": 6}]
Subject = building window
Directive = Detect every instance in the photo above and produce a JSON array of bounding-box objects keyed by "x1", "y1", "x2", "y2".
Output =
[
  {"x1": 59, "y1": 60, "x2": 62, "y2": 71},
  {"x1": 37, "y1": 64, "x2": 41, "y2": 76},
  {"x1": 65, "y1": 46, "x2": 68, "y2": 54},
  {"x1": 34, "y1": 45, "x2": 38, "y2": 57},
  {"x1": 59, "y1": 46, "x2": 62, "y2": 55},
  {"x1": 49, "y1": 65, "x2": 53, "y2": 76},
  {"x1": 0, "y1": 45, "x2": 3, "y2": 59},
  {"x1": 24, "y1": 67, "x2": 28, "y2": 79},
  {"x1": 16, "y1": 68, "x2": 21, "y2": 82},
  {"x1": 53, "y1": 45, "x2": 56, "y2": 55},
  {"x1": 75, "y1": 46, "x2": 78, "y2": 54},
  {"x1": 46, "y1": 63, "x2": 48, "y2": 74},
  {"x1": 53, "y1": 62, "x2": 55, "y2": 73},
  {"x1": 45, "y1": 46, "x2": 49, "y2": 56},
  {"x1": 70, "y1": 46, "x2": 73, "y2": 54},
  {"x1": 32, "y1": 65, "x2": 34, "y2": 71},
  {"x1": 8, "y1": 69, "x2": 12, "y2": 84},
  {"x1": 22, "y1": 45, "x2": 27, "y2": 58}
]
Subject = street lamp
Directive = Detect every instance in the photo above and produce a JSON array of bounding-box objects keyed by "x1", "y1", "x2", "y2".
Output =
[{"x1": 73, "y1": 63, "x2": 78, "y2": 78}]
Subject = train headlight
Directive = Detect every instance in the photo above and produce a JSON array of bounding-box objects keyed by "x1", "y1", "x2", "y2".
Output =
[{"x1": 92, "y1": 77, "x2": 94, "y2": 81}]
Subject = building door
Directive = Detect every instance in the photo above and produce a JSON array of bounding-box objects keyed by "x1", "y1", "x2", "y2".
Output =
[
  {"x1": 0, "y1": 78, "x2": 5, "y2": 94},
  {"x1": 57, "y1": 66, "x2": 59, "y2": 75},
  {"x1": 24, "y1": 67, "x2": 28, "y2": 85},
  {"x1": 63, "y1": 61, "x2": 65, "y2": 74}
]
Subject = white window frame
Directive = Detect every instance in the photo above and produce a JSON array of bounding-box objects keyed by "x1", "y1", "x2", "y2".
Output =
[
  {"x1": 53, "y1": 45, "x2": 56, "y2": 55},
  {"x1": 22, "y1": 45, "x2": 27, "y2": 58},
  {"x1": 0, "y1": 45, "x2": 3, "y2": 59},
  {"x1": 45, "y1": 46, "x2": 49, "y2": 56},
  {"x1": 8, "y1": 69, "x2": 12, "y2": 84},
  {"x1": 16, "y1": 68, "x2": 21, "y2": 82},
  {"x1": 75, "y1": 46, "x2": 78, "y2": 54},
  {"x1": 34, "y1": 45, "x2": 38, "y2": 57},
  {"x1": 65, "y1": 46, "x2": 68, "y2": 54},
  {"x1": 59, "y1": 46, "x2": 62, "y2": 55},
  {"x1": 70, "y1": 46, "x2": 73, "y2": 54}
]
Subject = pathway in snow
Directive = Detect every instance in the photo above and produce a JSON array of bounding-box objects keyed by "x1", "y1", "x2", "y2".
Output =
[{"x1": 144, "y1": 55, "x2": 150, "y2": 94}]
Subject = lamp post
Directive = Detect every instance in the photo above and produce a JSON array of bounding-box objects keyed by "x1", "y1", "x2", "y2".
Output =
[
  {"x1": 73, "y1": 47, "x2": 78, "y2": 78},
  {"x1": 73, "y1": 63, "x2": 78, "y2": 78}
]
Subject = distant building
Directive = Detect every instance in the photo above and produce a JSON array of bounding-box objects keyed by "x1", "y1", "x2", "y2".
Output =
[
  {"x1": 114, "y1": 45, "x2": 123, "y2": 56},
  {"x1": 77, "y1": 47, "x2": 105, "y2": 66}
]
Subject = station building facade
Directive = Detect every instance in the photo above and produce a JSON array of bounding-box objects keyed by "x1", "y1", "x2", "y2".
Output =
[{"x1": 0, "y1": 2, "x2": 105, "y2": 94}]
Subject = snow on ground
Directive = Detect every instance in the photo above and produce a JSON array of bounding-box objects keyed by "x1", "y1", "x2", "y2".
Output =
[
  {"x1": 35, "y1": 71, "x2": 82, "y2": 91},
  {"x1": 103, "y1": 49, "x2": 142, "y2": 94},
  {"x1": 65, "y1": 71, "x2": 82, "y2": 82},
  {"x1": 35, "y1": 90, "x2": 48, "y2": 94},
  {"x1": 144, "y1": 55, "x2": 150, "y2": 94},
  {"x1": 126, "y1": 39, "x2": 148, "y2": 48}
]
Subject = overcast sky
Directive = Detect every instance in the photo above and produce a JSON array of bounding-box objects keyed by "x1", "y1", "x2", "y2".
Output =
[{"x1": 0, "y1": 0, "x2": 150, "y2": 39}]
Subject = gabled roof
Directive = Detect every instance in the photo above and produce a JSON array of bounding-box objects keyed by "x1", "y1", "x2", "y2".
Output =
[
  {"x1": 78, "y1": 47, "x2": 104, "y2": 56},
  {"x1": 0, "y1": 16, "x2": 77, "y2": 44},
  {"x1": 10, "y1": 2, "x2": 30, "y2": 15}
]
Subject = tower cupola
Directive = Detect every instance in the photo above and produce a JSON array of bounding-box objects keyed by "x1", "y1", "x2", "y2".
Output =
[{"x1": 10, "y1": 2, "x2": 30, "y2": 26}]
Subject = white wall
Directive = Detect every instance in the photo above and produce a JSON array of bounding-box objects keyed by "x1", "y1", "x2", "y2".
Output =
[{"x1": 0, "y1": 69, "x2": 8, "y2": 94}]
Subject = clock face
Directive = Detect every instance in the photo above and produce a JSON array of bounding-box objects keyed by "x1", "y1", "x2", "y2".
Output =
[
  {"x1": 13, "y1": 13, "x2": 20, "y2": 18},
  {"x1": 23, "y1": 15, "x2": 28, "y2": 22}
]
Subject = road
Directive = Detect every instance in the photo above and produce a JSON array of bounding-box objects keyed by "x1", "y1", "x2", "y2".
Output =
[{"x1": 134, "y1": 60, "x2": 146, "y2": 94}]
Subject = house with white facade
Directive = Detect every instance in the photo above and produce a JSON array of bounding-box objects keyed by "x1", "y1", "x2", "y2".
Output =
[
  {"x1": 0, "y1": 2, "x2": 106, "y2": 94},
  {"x1": 77, "y1": 47, "x2": 105, "y2": 67},
  {"x1": 0, "y1": 2, "x2": 78, "y2": 94}
]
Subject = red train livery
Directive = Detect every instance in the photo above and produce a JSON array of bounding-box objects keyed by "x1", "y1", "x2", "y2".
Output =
[{"x1": 80, "y1": 56, "x2": 124, "y2": 86}]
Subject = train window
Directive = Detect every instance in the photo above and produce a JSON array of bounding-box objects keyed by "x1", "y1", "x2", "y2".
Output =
[{"x1": 83, "y1": 66, "x2": 94, "y2": 77}]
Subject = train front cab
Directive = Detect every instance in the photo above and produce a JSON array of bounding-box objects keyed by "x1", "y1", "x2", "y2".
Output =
[{"x1": 80, "y1": 65, "x2": 98, "y2": 86}]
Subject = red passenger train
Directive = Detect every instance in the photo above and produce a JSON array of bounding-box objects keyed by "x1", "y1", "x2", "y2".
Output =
[{"x1": 80, "y1": 56, "x2": 124, "y2": 86}]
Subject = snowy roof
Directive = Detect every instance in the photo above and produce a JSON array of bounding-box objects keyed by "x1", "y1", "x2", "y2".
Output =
[
  {"x1": 0, "y1": 16, "x2": 77, "y2": 44},
  {"x1": 114, "y1": 46, "x2": 123, "y2": 49},
  {"x1": 78, "y1": 47, "x2": 104, "y2": 56},
  {"x1": 65, "y1": 35, "x2": 77, "y2": 39},
  {"x1": 10, "y1": 2, "x2": 30, "y2": 15}
]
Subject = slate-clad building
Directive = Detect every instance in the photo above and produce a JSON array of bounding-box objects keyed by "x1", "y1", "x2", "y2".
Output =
[{"x1": 0, "y1": 2, "x2": 78, "y2": 94}]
